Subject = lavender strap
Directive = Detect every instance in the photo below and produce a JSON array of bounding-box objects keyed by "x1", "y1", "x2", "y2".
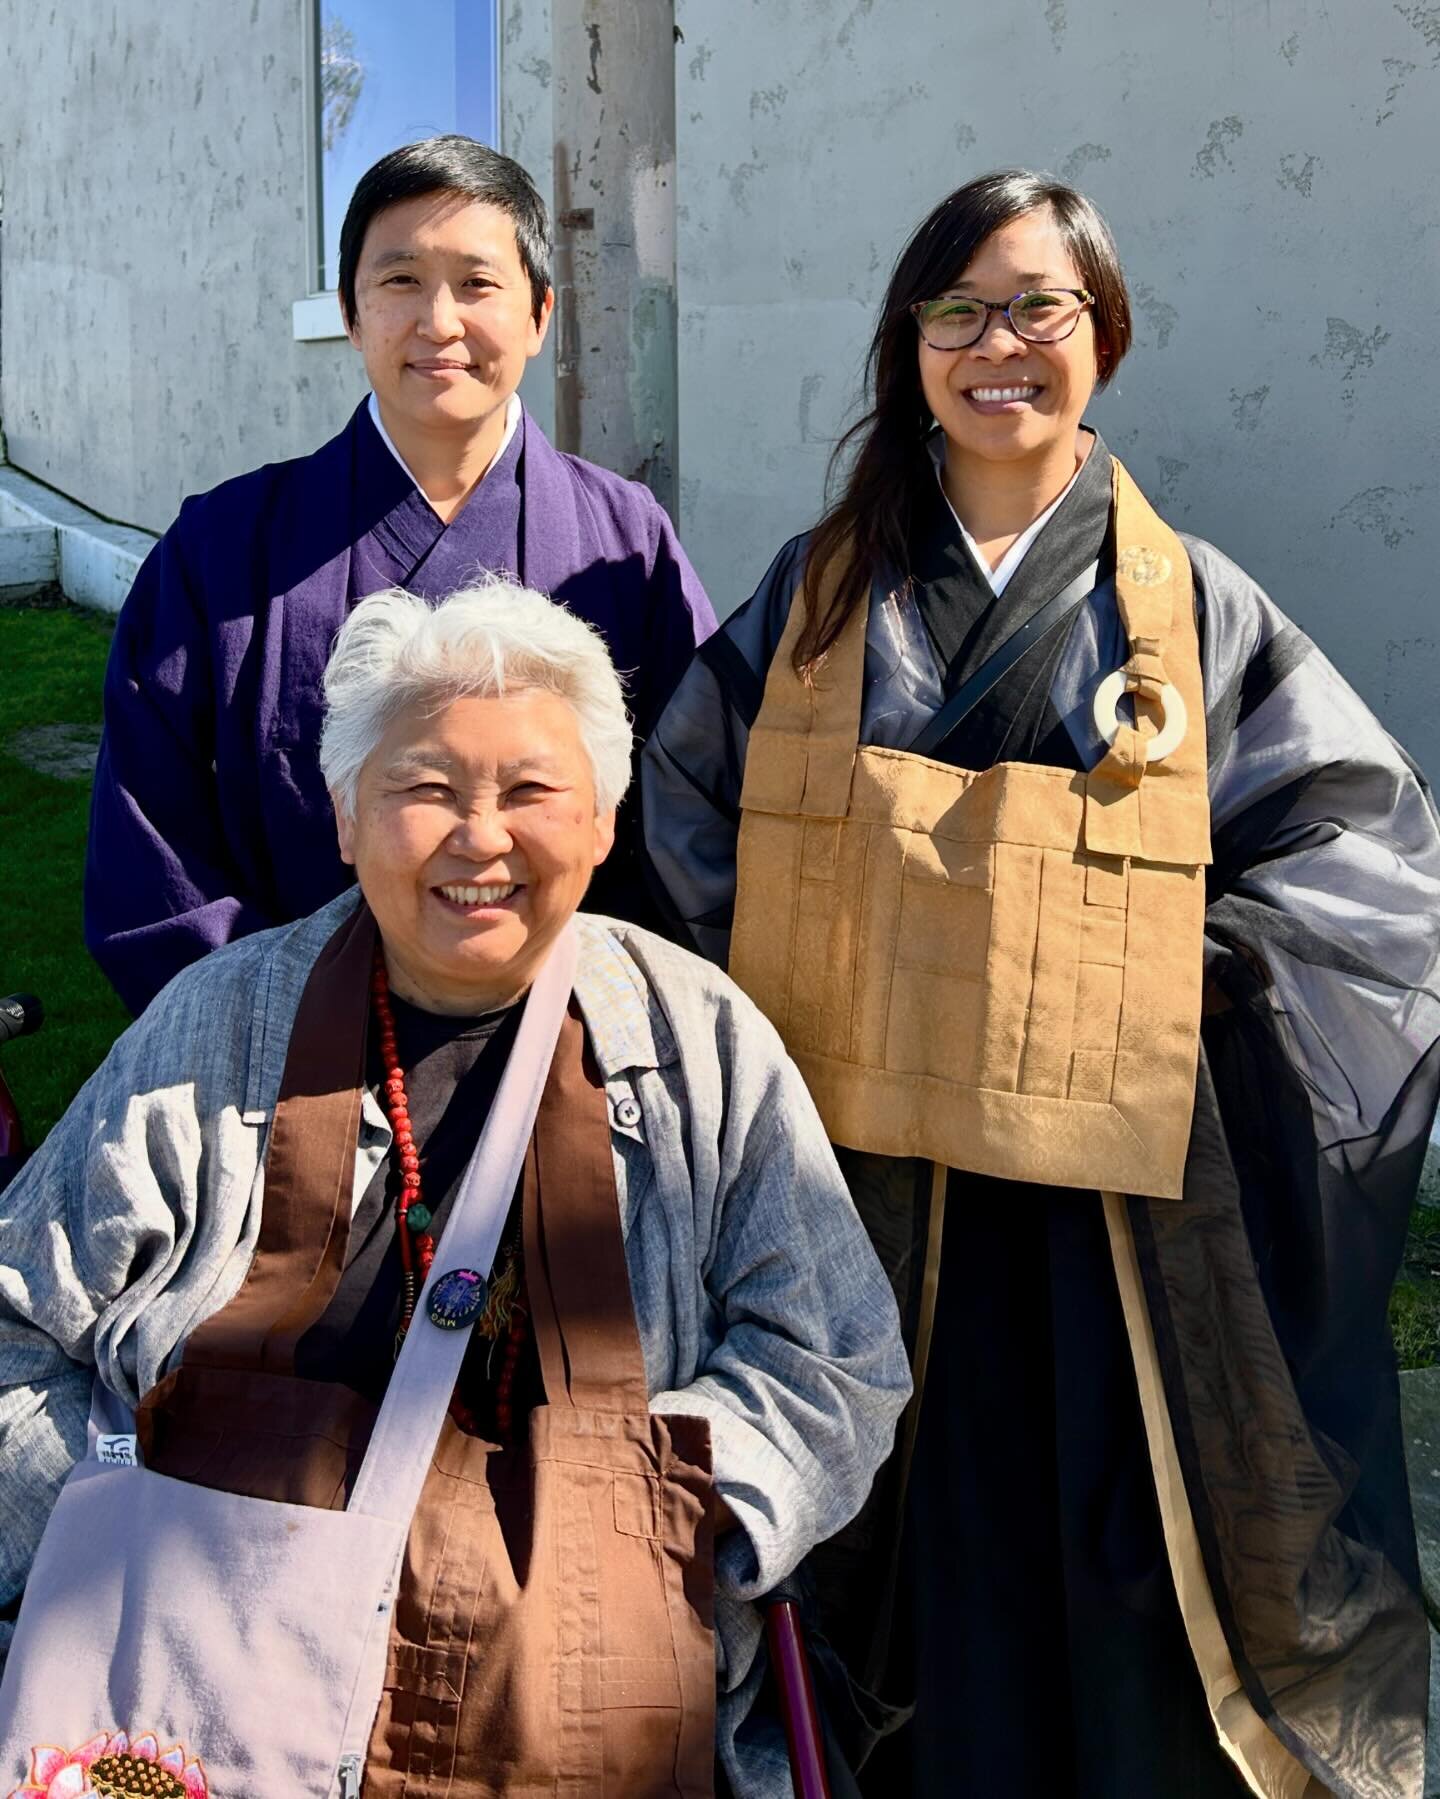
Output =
[{"x1": 346, "y1": 920, "x2": 578, "y2": 1527}]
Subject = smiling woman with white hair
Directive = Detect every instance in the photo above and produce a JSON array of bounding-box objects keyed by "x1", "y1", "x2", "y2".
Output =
[
  {"x1": 0, "y1": 580, "x2": 909, "y2": 1799},
  {"x1": 318, "y1": 579, "x2": 637, "y2": 1017}
]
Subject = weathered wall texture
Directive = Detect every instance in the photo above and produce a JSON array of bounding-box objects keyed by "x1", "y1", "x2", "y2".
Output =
[
  {"x1": 551, "y1": 0, "x2": 678, "y2": 513},
  {"x1": 673, "y1": 0, "x2": 1440, "y2": 774},
  {"x1": 501, "y1": 0, "x2": 559, "y2": 444},
  {"x1": 0, "y1": 0, "x2": 367, "y2": 533}
]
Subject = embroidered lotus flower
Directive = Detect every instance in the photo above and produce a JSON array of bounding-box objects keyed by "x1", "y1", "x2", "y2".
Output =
[{"x1": 7, "y1": 1731, "x2": 209, "y2": 1799}]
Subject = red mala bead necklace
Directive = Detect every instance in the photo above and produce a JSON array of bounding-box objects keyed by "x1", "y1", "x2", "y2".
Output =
[
  {"x1": 370, "y1": 945, "x2": 437, "y2": 1343},
  {"x1": 368, "y1": 946, "x2": 530, "y2": 1439}
]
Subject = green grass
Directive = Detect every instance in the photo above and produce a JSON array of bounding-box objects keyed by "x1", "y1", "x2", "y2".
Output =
[
  {"x1": 1390, "y1": 1275, "x2": 1440, "y2": 1372},
  {"x1": 0, "y1": 600, "x2": 129, "y2": 1142},
  {"x1": 1393, "y1": 1173, "x2": 1440, "y2": 1372}
]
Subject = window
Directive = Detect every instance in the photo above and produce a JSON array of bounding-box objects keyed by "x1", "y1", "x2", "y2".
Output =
[{"x1": 314, "y1": 0, "x2": 499, "y2": 294}]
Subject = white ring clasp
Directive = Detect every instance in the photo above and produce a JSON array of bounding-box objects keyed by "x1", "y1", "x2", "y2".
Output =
[{"x1": 1092, "y1": 672, "x2": 1188, "y2": 763}]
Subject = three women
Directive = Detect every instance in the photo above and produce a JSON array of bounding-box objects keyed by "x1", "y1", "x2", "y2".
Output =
[
  {"x1": 4, "y1": 149, "x2": 1433, "y2": 1797},
  {"x1": 644, "y1": 170, "x2": 1440, "y2": 1797}
]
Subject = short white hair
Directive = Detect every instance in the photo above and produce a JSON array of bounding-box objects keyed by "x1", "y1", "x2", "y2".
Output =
[{"x1": 319, "y1": 577, "x2": 634, "y2": 818}]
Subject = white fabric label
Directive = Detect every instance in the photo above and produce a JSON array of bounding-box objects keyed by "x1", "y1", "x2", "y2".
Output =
[{"x1": 96, "y1": 1433, "x2": 139, "y2": 1467}]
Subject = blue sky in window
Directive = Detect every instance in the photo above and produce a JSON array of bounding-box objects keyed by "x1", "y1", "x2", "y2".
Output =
[{"x1": 321, "y1": 1, "x2": 498, "y2": 290}]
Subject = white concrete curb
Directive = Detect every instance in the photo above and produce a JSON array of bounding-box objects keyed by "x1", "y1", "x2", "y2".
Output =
[
  {"x1": 0, "y1": 464, "x2": 156, "y2": 615},
  {"x1": 0, "y1": 524, "x2": 59, "y2": 594}
]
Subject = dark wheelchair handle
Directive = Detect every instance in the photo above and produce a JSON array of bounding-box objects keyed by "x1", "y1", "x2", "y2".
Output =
[
  {"x1": 764, "y1": 1587, "x2": 832, "y2": 1799},
  {"x1": 0, "y1": 994, "x2": 43, "y2": 1046}
]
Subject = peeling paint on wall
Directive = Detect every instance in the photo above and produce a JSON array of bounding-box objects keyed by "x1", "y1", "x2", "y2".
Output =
[
  {"x1": 1378, "y1": 57, "x2": 1417, "y2": 122},
  {"x1": 1061, "y1": 142, "x2": 1112, "y2": 183},
  {"x1": 1155, "y1": 457, "x2": 1190, "y2": 508},
  {"x1": 1276, "y1": 152, "x2": 1319, "y2": 196},
  {"x1": 1130, "y1": 283, "x2": 1178, "y2": 351},
  {"x1": 1330, "y1": 486, "x2": 1418, "y2": 550},
  {"x1": 718, "y1": 159, "x2": 765, "y2": 213},
  {"x1": 1229, "y1": 384, "x2": 1270, "y2": 431},
  {"x1": 1394, "y1": 1, "x2": 1440, "y2": 62},
  {"x1": 1193, "y1": 115, "x2": 1244, "y2": 178},
  {"x1": 1309, "y1": 316, "x2": 1391, "y2": 410},
  {"x1": 837, "y1": 0, "x2": 877, "y2": 49}
]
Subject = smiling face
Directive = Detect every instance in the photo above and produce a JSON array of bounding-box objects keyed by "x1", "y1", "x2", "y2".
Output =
[
  {"x1": 335, "y1": 689, "x2": 614, "y2": 1014},
  {"x1": 345, "y1": 191, "x2": 553, "y2": 443},
  {"x1": 917, "y1": 206, "x2": 1099, "y2": 487}
]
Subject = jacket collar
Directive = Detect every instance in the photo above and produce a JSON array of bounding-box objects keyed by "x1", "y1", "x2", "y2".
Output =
[{"x1": 572, "y1": 914, "x2": 676, "y2": 1078}]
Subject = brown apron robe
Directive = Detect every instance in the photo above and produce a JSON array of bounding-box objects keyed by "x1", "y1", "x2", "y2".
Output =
[
  {"x1": 729, "y1": 458, "x2": 1211, "y2": 1201},
  {"x1": 136, "y1": 907, "x2": 718, "y2": 1796}
]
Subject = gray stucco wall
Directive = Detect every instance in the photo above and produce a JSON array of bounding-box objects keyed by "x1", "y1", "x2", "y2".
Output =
[
  {"x1": 672, "y1": 0, "x2": 1440, "y2": 776},
  {"x1": 0, "y1": 0, "x2": 367, "y2": 533},
  {"x1": 0, "y1": 0, "x2": 560, "y2": 534},
  {"x1": 501, "y1": 0, "x2": 558, "y2": 444}
]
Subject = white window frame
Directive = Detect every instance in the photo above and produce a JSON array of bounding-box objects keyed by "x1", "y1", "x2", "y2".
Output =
[{"x1": 294, "y1": 0, "x2": 345, "y2": 339}]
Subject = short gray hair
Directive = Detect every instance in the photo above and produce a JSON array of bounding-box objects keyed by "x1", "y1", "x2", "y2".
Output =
[{"x1": 319, "y1": 578, "x2": 634, "y2": 818}]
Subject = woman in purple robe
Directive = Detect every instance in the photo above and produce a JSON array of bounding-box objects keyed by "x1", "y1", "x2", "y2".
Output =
[{"x1": 85, "y1": 136, "x2": 715, "y2": 1016}]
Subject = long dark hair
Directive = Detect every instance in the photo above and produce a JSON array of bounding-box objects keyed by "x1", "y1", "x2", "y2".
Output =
[{"x1": 795, "y1": 170, "x2": 1132, "y2": 670}]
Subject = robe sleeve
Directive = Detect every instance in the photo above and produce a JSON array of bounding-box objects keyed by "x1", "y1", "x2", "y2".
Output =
[
  {"x1": 85, "y1": 515, "x2": 274, "y2": 1014},
  {"x1": 0, "y1": 933, "x2": 270, "y2": 1674},
  {"x1": 1190, "y1": 532, "x2": 1440, "y2": 1182},
  {"x1": 639, "y1": 536, "x2": 804, "y2": 960},
  {"x1": 0, "y1": 1016, "x2": 158, "y2": 1670},
  {"x1": 1133, "y1": 537, "x2": 1440, "y2": 1785}
]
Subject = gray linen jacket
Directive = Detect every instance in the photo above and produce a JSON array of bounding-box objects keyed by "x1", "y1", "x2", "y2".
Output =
[{"x1": 0, "y1": 891, "x2": 910, "y2": 1795}]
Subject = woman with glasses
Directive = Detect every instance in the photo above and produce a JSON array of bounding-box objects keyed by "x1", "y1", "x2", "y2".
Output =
[{"x1": 642, "y1": 169, "x2": 1440, "y2": 1798}]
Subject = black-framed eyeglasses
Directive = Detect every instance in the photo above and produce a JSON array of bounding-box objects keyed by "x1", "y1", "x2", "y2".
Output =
[{"x1": 910, "y1": 288, "x2": 1095, "y2": 351}]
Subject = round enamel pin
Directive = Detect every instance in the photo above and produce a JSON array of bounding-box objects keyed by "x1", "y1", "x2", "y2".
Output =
[{"x1": 427, "y1": 1268, "x2": 487, "y2": 1329}]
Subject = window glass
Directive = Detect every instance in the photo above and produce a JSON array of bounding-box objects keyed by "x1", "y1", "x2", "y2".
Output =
[{"x1": 318, "y1": 1, "x2": 499, "y2": 291}]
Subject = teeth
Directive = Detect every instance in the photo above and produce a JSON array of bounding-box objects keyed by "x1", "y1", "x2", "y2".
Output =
[
  {"x1": 970, "y1": 386, "x2": 1039, "y2": 402},
  {"x1": 438, "y1": 882, "x2": 517, "y2": 905}
]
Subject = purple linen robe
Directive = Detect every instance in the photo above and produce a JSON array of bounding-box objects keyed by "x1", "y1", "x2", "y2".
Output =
[{"x1": 85, "y1": 402, "x2": 715, "y2": 1013}]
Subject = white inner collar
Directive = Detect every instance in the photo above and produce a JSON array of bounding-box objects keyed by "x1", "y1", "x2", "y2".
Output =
[
  {"x1": 368, "y1": 391, "x2": 522, "y2": 513},
  {"x1": 928, "y1": 435, "x2": 1082, "y2": 598}
]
